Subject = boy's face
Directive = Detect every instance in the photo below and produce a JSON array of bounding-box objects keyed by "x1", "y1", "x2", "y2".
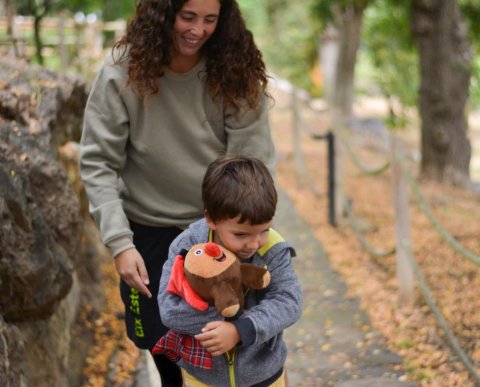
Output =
[{"x1": 206, "y1": 215, "x2": 273, "y2": 260}]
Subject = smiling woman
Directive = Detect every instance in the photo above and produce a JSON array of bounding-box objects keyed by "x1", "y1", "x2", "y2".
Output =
[
  {"x1": 171, "y1": 0, "x2": 220, "y2": 72},
  {"x1": 79, "y1": 0, "x2": 275, "y2": 385}
]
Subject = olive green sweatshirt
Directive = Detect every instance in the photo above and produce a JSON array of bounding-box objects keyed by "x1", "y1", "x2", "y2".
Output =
[{"x1": 80, "y1": 53, "x2": 275, "y2": 257}]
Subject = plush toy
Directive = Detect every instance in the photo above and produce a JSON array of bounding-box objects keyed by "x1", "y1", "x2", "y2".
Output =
[
  {"x1": 167, "y1": 241, "x2": 271, "y2": 318},
  {"x1": 153, "y1": 242, "x2": 271, "y2": 369}
]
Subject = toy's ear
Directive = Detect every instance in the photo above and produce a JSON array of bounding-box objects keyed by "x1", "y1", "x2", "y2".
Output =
[
  {"x1": 167, "y1": 253, "x2": 209, "y2": 311},
  {"x1": 240, "y1": 263, "x2": 271, "y2": 289}
]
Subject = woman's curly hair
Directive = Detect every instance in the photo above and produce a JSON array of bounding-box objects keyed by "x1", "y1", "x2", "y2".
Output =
[{"x1": 113, "y1": 0, "x2": 269, "y2": 112}]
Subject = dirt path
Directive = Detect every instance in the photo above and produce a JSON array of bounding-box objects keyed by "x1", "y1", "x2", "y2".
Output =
[{"x1": 277, "y1": 189, "x2": 418, "y2": 387}]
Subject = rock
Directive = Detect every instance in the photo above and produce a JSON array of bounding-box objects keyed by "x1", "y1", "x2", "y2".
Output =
[
  {"x1": 0, "y1": 141, "x2": 76, "y2": 322},
  {"x1": 0, "y1": 56, "x2": 107, "y2": 386},
  {"x1": 0, "y1": 316, "x2": 29, "y2": 386}
]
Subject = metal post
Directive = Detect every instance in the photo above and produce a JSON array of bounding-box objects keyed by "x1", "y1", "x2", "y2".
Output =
[
  {"x1": 327, "y1": 131, "x2": 336, "y2": 227},
  {"x1": 312, "y1": 131, "x2": 336, "y2": 227}
]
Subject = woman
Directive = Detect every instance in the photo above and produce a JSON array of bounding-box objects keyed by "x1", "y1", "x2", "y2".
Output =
[{"x1": 80, "y1": 0, "x2": 275, "y2": 385}]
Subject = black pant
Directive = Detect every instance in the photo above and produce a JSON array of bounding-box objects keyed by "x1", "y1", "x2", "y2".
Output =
[{"x1": 119, "y1": 220, "x2": 183, "y2": 386}]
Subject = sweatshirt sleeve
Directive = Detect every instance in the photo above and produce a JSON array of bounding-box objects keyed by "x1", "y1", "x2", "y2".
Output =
[
  {"x1": 234, "y1": 244, "x2": 303, "y2": 346},
  {"x1": 158, "y1": 236, "x2": 222, "y2": 335},
  {"x1": 224, "y1": 94, "x2": 276, "y2": 176},
  {"x1": 79, "y1": 56, "x2": 134, "y2": 257}
]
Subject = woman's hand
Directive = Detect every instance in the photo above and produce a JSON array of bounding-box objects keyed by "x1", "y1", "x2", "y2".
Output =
[
  {"x1": 115, "y1": 248, "x2": 152, "y2": 298},
  {"x1": 195, "y1": 321, "x2": 240, "y2": 356}
]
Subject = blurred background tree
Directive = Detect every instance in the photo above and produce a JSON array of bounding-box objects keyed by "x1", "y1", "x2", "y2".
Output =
[
  {"x1": 411, "y1": 0, "x2": 473, "y2": 186},
  {"x1": 3, "y1": 0, "x2": 480, "y2": 185},
  {"x1": 240, "y1": 0, "x2": 318, "y2": 93},
  {"x1": 362, "y1": 0, "x2": 418, "y2": 128},
  {"x1": 242, "y1": 0, "x2": 480, "y2": 186}
]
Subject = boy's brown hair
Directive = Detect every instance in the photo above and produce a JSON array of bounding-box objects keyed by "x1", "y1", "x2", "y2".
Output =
[{"x1": 202, "y1": 155, "x2": 277, "y2": 224}]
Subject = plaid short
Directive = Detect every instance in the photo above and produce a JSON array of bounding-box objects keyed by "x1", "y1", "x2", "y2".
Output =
[{"x1": 153, "y1": 330, "x2": 213, "y2": 370}]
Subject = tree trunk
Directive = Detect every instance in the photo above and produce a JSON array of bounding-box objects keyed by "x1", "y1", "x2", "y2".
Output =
[
  {"x1": 34, "y1": 14, "x2": 44, "y2": 65},
  {"x1": 331, "y1": 4, "x2": 366, "y2": 222},
  {"x1": 411, "y1": 0, "x2": 472, "y2": 186},
  {"x1": 6, "y1": 0, "x2": 14, "y2": 37},
  {"x1": 333, "y1": 4, "x2": 366, "y2": 126},
  {"x1": 319, "y1": 25, "x2": 340, "y2": 106}
]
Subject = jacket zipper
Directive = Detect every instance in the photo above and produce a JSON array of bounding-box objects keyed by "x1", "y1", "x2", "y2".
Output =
[
  {"x1": 226, "y1": 286, "x2": 251, "y2": 386},
  {"x1": 226, "y1": 348, "x2": 236, "y2": 387}
]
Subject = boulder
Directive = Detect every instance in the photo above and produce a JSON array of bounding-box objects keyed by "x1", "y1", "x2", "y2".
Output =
[{"x1": 0, "y1": 56, "x2": 107, "y2": 386}]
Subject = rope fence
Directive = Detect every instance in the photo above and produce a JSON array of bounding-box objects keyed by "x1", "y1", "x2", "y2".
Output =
[
  {"x1": 403, "y1": 243, "x2": 480, "y2": 386},
  {"x1": 399, "y1": 157, "x2": 480, "y2": 267},
  {"x1": 336, "y1": 128, "x2": 390, "y2": 176},
  {"x1": 344, "y1": 198, "x2": 396, "y2": 258},
  {"x1": 290, "y1": 89, "x2": 327, "y2": 198},
  {"x1": 285, "y1": 87, "x2": 480, "y2": 383}
]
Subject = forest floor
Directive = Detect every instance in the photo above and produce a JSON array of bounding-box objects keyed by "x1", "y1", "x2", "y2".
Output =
[{"x1": 79, "y1": 88, "x2": 480, "y2": 387}]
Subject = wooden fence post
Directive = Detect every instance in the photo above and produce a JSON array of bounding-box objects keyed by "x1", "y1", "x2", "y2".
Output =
[
  {"x1": 58, "y1": 11, "x2": 68, "y2": 70},
  {"x1": 73, "y1": 20, "x2": 83, "y2": 73},
  {"x1": 390, "y1": 134, "x2": 415, "y2": 306},
  {"x1": 92, "y1": 20, "x2": 104, "y2": 58},
  {"x1": 84, "y1": 20, "x2": 95, "y2": 59}
]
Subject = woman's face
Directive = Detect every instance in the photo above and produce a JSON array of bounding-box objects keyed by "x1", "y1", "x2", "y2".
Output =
[{"x1": 172, "y1": 0, "x2": 221, "y2": 64}]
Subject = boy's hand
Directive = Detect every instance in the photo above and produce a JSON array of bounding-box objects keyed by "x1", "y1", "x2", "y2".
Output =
[
  {"x1": 115, "y1": 248, "x2": 152, "y2": 298},
  {"x1": 195, "y1": 321, "x2": 240, "y2": 356}
]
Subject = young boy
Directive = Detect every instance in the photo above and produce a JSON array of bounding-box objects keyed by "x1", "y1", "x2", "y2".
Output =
[{"x1": 157, "y1": 155, "x2": 302, "y2": 387}]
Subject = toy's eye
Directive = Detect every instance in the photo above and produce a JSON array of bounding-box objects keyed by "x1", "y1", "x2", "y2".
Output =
[{"x1": 194, "y1": 249, "x2": 203, "y2": 256}]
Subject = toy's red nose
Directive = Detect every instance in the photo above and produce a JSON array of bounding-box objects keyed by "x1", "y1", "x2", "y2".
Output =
[{"x1": 205, "y1": 242, "x2": 222, "y2": 258}]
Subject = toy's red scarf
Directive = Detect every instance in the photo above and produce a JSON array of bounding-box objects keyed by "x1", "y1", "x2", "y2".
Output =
[{"x1": 167, "y1": 251, "x2": 209, "y2": 311}]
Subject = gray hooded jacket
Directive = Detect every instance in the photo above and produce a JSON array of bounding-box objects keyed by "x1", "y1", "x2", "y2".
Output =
[{"x1": 158, "y1": 218, "x2": 302, "y2": 386}]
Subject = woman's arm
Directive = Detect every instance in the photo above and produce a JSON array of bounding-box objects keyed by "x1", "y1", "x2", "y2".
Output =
[
  {"x1": 80, "y1": 57, "x2": 151, "y2": 296},
  {"x1": 80, "y1": 57, "x2": 133, "y2": 256}
]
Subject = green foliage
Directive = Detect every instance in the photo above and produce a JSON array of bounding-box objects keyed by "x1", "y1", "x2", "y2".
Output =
[
  {"x1": 460, "y1": 0, "x2": 480, "y2": 39},
  {"x1": 470, "y1": 56, "x2": 480, "y2": 109},
  {"x1": 362, "y1": 0, "x2": 418, "y2": 126},
  {"x1": 237, "y1": 0, "x2": 269, "y2": 37},
  {"x1": 239, "y1": 0, "x2": 318, "y2": 93},
  {"x1": 16, "y1": 0, "x2": 55, "y2": 16},
  {"x1": 459, "y1": 0, "x2": 480, "y2": 108},
  {"x1": 15, "y1": 0, "x2": 134, "y2": 20},
  {"x1": 57, "y1": 0, "x2": 101, "y2": 14},
  {"x1": 362, "y1": 0, "x2": 480, "y2": 117},
  {"x1": 101, "y1": 0, "x2": 135, "y2": 21},
  {"x1": 310, "y1": 0, "x2": 336, "y2": 29},
  {"x1": 16, "y1": 0, "x2": 93, "y2": 15},
  {"x1": 310, "y1": 0, "x2": 373, "y2": 30}
]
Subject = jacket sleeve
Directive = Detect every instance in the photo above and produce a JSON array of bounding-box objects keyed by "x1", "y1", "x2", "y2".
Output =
[
  {"x1": 233, "y1": 244, "x2": 302, "y2": 346},
  {"x1": 158, "y1": 237, "x2": 222, "y2": 335},
  {"x1": 224, "y1": 94, "x2": 276, "y2": 176},
  {"x1": 79, "y1": 56, "x2": 134, "y2": 257}
]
